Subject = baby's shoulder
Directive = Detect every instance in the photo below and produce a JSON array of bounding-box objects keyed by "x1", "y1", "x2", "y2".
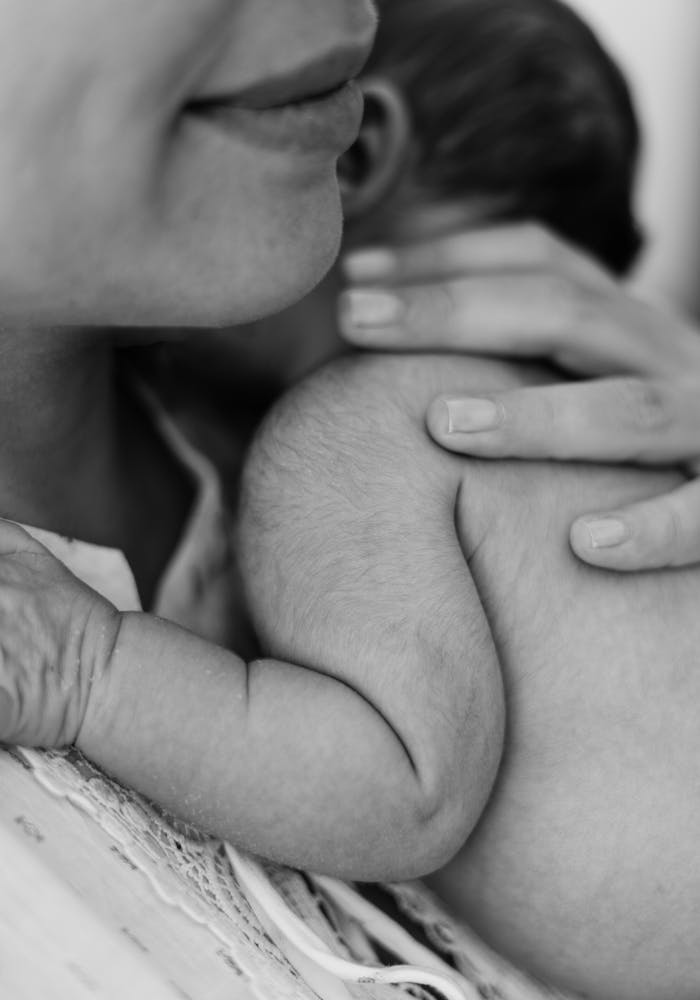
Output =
[
  {"x1": 237, "y1": 352, "x2": 505, "y2": 667},
  {"x1": 248, "y1": 351, "x2": 529, "y2": 486},
  {"x1": 239, "y1": 353, "x2": 462, "y2": 547}
]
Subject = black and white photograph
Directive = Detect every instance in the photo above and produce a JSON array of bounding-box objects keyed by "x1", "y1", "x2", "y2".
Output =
[{"x1": 0, "y1": 3, "x2": 699, "y2": 999}]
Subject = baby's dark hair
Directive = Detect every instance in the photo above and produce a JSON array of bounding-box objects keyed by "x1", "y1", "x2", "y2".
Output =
[{"x1": 368, "y1": 0, "x2": 643, "y2": 274}]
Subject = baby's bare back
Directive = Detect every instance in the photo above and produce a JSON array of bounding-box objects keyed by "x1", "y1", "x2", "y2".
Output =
[{"x1": 427, "y1": 393, "x2": 700, "y2": 1000}]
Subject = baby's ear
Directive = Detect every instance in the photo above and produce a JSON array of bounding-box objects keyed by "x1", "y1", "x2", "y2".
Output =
[{"x1": 338, "y1": 76, "x2": 412, "y2": 220}]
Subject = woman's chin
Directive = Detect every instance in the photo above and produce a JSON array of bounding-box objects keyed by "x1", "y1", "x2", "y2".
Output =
[
  {"x1": 11, "y1": 165, "x2": 345, "y2": 331},
  {"x1": 177, "y1": 179, "x2": 344, "y2": 327}
]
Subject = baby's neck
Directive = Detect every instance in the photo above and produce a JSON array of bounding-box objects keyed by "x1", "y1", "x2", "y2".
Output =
[{"x1": 0, "y1": 328, "x2": 192, "y2": 608}]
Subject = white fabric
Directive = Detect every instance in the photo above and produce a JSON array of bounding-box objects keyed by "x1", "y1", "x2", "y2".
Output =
[{"x1": 22, "y1": 402, "x2": 236, "y2": 643}]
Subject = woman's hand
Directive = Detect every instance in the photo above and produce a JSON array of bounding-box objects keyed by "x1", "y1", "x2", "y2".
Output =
[
  {"x1": 0, "y1": 521, "x2": 119, "y2": 748},
  {"x1": 426, "y1": 376, "x2": 700, "y2": 571},
  {"x1": 339, "y1": 222, "x2": 700, "y2": 571}
]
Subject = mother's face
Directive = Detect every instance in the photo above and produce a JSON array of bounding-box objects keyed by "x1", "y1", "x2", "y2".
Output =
[{"x1": 0, "y1": 0, "x2": 376, "y2": 326}]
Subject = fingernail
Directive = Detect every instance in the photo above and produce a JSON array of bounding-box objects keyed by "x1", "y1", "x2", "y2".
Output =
[
  {"x1": 444, "y1": 398, "x2": 503, "y2": 433},
  {"x1": 342, "y1": 248, "x2": 396, "y2": 282},
  {"x1": 339, "y1": 289, "x2": 404, "y2": 331},
  {"x1": 582, "y1": 517, "x2": 630, "y2": 549}
]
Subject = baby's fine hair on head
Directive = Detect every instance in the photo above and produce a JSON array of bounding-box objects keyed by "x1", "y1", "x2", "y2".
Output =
[{"x1": 368, "y1": 0, "x2": 642, "y2": 274}]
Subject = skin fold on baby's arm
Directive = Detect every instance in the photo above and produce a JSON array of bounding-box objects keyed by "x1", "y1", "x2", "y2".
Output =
[
  {"x1": 85, "y1": 569, "x2": 501, "y2": 880},
  {"x1": 234, "y1": 354, "x2": 506, "y2": 873}
]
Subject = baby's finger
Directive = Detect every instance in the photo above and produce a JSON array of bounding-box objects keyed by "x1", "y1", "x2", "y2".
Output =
[
  {"x1": 570, "y1": 477, "x2": 700, "y2": 570},
  {"x1": 425, "y1": 378, "x2": 700, "y2": 464}
]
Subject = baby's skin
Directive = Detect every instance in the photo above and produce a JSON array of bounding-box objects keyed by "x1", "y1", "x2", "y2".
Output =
[
  {"x1": 0, "y1": 352, "x2": 698, "y2": 1000},
  {"x1": 238, "y1": 353, "x2": 700, "y2": 1000}
]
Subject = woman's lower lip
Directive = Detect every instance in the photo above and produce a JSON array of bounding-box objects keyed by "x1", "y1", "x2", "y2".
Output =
[{"x1": 190, "y1": 81, "x2": 364, "y2": 157}]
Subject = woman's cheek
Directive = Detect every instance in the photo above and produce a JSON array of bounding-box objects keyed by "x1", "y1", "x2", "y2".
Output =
[
  {"x1": 0, "y1": 85, "x2": 345, "y2": 327},
  {"x1": 0, "y1": 50, "x2": 158, "y2": 318}
]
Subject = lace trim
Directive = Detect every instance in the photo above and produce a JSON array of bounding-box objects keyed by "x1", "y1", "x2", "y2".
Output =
[
  {"x1": 16, "y1": 748, "x2": 563, "y2": 1000},
  {"x1": 15, "y1": 749, "x2": 435, "y2": 1000}
]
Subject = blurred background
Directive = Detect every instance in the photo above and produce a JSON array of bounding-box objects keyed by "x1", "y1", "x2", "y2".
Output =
[{"x1": 570, "y1": 0, "x2": 700, "y2": 316}]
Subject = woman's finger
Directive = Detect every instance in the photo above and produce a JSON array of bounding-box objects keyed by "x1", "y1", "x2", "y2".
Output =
[
  {"x1": 570, "y1": 477, "x2": 700, "y2": 570},
  {"x1": 426, "y1": 378, "x2": 700, "y2": 464},
  {"x1": 338, "y1": 270, "x2": 695, "y2": 378},
  {"x1": 342, "y1": 222, "x2": 607, "y2": 286},
  {"x1": 341, "y1": 222, "x2": 700, "y2": 379},
  {"x1": 339, "y1": 270, "x2": 612, "y2": 354}
]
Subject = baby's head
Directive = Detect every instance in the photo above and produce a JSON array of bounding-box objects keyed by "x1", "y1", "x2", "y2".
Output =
[
  {"x1": 343, "y1": 0, "x2": 642, "y2": 274},
  {"x1": 236, "y1": 2, "x2": 643, "y2": 650},
  {"x1": 164, "y1": 0, "x2": 642, "y2": 396}
]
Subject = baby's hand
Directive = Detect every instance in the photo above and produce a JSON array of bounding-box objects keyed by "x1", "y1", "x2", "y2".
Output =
[{"x1": 0, "y1": 520, "x2": 119, "y2": 749}]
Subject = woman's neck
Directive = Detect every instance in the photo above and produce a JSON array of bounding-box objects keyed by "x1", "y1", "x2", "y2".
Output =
[
  {"x1": 0, "y1": 328, "x2": 120, "y2": 537},
  {"x1": 0, "y1": 328, "x2": 193, "y2": 607}
]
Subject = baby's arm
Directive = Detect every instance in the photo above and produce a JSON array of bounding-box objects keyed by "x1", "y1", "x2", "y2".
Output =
[
  {"x1": 87, "y1": 352, "x2": 504, "y2": 877},
  {"x1": 0, "y1": 353, "x2": 504, "y2": 879},
  {"x1": 234, "y1": 354, "x2": 505, "y2": 872},
  {"x1": 0, "y1": 532, "x2": 495, "y2": 879},
  {"x1": 81, "y1": 613, "x2": 470, "y2": 878}
]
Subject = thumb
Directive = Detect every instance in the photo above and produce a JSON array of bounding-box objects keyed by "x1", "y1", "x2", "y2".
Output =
[{"x1": 0, "y1": 518, "x2": 52, "y2": 558}]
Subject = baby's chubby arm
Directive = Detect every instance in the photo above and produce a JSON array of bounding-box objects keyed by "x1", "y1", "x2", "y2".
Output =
[
  {"x1": 236, "y1": 354, "x2": 506, "y2": 873},
  {"x1": 0, "y1": 543, "x2": 474, "y2": 879},
  {"x1": 0, "y1": 354, "x2": 504, "y2": 879},
  {"x1": 0, "y1": 530, "x2": 471, "y2": 879}
]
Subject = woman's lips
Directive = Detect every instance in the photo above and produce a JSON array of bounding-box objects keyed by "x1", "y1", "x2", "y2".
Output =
[
  {"x1": 218, "y1": 45, "x2": 371, "y2": 110},
  {"x1": 187, "y1": 80, "x2": 364, "y2": 156},
  {"x1": 187, "y1": 44, "x2": 369, "y2": 156}
]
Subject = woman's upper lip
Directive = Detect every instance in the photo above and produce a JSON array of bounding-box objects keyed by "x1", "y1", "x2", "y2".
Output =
[{"x1": 195, "y1": 44, "x2": 372, "y2": 111}]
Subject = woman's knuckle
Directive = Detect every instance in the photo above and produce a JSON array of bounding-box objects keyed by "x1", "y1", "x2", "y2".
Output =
[
  {"x1": 619, "y1": 379, "x2": 672, "y2": 434},
  {"x1": 536, "y1": 273, "x2": 579, "y2": 333},
  {"x1": 574, "y1": 288, "x2": 608, "y2": 332}
]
